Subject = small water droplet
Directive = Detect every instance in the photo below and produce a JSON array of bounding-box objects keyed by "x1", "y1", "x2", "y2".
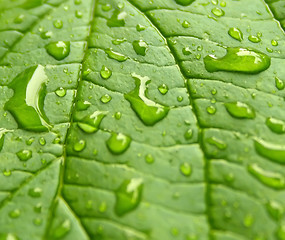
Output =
[
  {"x1": 14, "y1": 14, "x2": 25, "y2": 24},
  {"x1": 76, "y1": 100, "x2": 91, "y2": 111},
  {"x1": 266, "y1": 47, "x2": 273, "y2": 53},
  {"x1": 220, "y1": 1, "x2": 226, "y2": 7},
  {"x1": 184, "y1": 129, "x2": 193, "y2": 140},
  {"x1": 248, "y1": 163, "x2": 285, "y2": 189},
  {"x1": 39, "y1": 137, "x2": 46, "y2": 146},
  {"x1": 177, "y1": 96, "x2": 183, "y2": 102},
  {"x1": 107, "y1": 9, "x2": 126, "y2": 27},
  {"x1": 243, "y1": 214, "x2": 254, "y2": 227},
  {"x1": 158, "y1": 84, "x2": 169, "y2": 95},
  {"x1": 105, "y1": 48, "x2": 128, "y2": 62},
  {"x1": 180, "y1": 162, "x2": 192, "y2": 176},
  {"x1": 115, "y1": 178, "x2": 143, "y2": 216},
  {"x1": 266, "y1": 117, "x2": 285, "y2": 134},
  {"x1": 102, "y1": 3, "x2": 112, "y2": 11},
  {"x1": 40, "y1": 31, "x2": 53, "y2": 39},
  {"x1": 125, "y1": 73, "x2": 169, "y2": 126},
  {"x1": 28, "y1": 187, "x2": 42, "y2": 198},
  {"x1": 100, "y1": 66, "x2": 112, "y2": 79},
  {"x1": 53, "y1": 20, "x2": 63, "y2": 29},
  {"x1": 100, "y1": 94, "x2": 112, "y2": 103},
  {"x1": 132, "y1": 40, "x2": 148, "y2": 56},
  {"x1": 77, "y1": 111, "x2": 106, "y2": 133},
  {"x1": 225, "y1": 102, "x2": 255, "y2": 119},
  {"x1": 275, "y1": 77, "x2": 284, "y2": 90},
  {"x1": 182, "y1": 47, "x2": 192, "y2": 55},
  {"x1": 266, "y1": 200, "x2": 284, "y2": 220},
  {"x1": 33, "y1": 218, "x2": 43, "y2": 226},
  {"x1": 55, "y1": 87, "x2": 66, "y2": 97},
  {"x1": 182, "y1": 20, "x2": 190, "y2": 28},
  {"x1": 106, "y1": 132, "x2": 131, "y2": 155},
  {"x1": 46, "y1": 41, "x2": 70, "y2": 61},
  {"x1": 145, "y1": 154, "x2": 154, "y2": 164},
  {"x1": 248, "y1": 35, "x2": 261, "y2": 43},
  {"x1": 74, "y1": 0, "x2": 82, "y2": 5},
  {"x1": 3, "y1": 169, "x2": 12, "y2": 177},
  {"x1": 114, "y1": 112, "x2": 122, "y2": 120},
  {"x1": 206, "y1": 137, "x2": 227, "y2": 150},
  {"x1": 271, "y1": 39, "x2": 278, "y2": 46},
  {"x1": 17, "y1": 149, "x2": 32, "y2": 161},
  {"x1": 112, "y1": 38, "x2": 127, "y2": 45},
  {"x1": 228, "y1": 27, "x2": 243, "y2": 42},
  {"x1": 73, "y1": 139, "x2": 86, "y2": 152},
  {"x1": 75, "y1": 10, "x2": 83, "y2": 18},
  {"x1": 136, "y1": 24, "x2": 146, "y2": 32},
  {"x1": 34, "y1": 203, "x2": 42, "y2": 213},
  {"x1": 207, "y1": 105, "x2": 216, "y2": 115},
  {"x1": 52, "y1": 220, "x2": 71, "y2": 238},
  {"x1": 211, "y1": 7, "x2": 225, "y2": 17},
  {"x1": 9, "y1": 209, "x2": 21, "y2": 218},
  {"x1": 204, "y1": 48, "x2": 271, "y2": 74},
  {"x1": 26, "y1": 137, "x2": 35, "y2": 145}
]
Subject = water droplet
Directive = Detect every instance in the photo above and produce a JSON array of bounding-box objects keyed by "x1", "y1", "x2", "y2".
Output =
[
  {"x1": 211, "y1": 7, "x2": 225, "y2": 17},
  {"x1": 28, "y1": 187, "x2": 42, "y2": 198},
  {"x1": 4, "y1": 66, "x2": 51, "y2": 132},
  {"x1": 107, "y1": 9, "x2": 126, "y2": 27},
  {"x1": 105, "y1": 48, "x2": 128, "y2": 62},
  {"x1": 228, "y1": 27, "x2": 243, "y2": 42},
  {"x1": 182, "y1": 47, "x2": 192, "y2": 55},
  {"x1": 9, "y1": 209, "x2": 21, "y2": 218},
  {"x1": 225, "y1": 102, "x2": 255, "y2": 119},
  {"x1": 266, "y1": 47, "x2": 273, "y2": 53},
  {"x1": 220, "y1": 1, "x2": 226, "y2": 7},
  {"x1": 158, "y1": 84, "x2": 169, "y2": 95},
  {"x1": 266, "y1": 117, "x2": 285, "y2": 134},
  {"x1": 275, "y1": 77, "x2": 284, "y2": 90},
  {"x1": 33, "y1": 218, "x2": 43, "y2": 226},
  {"x1": 177, "y1": 96, "x2": 183, "y2": 102},
  {"x1": 204, "y1": 47, "x2": 271, "y2": 74},
  {"x1": 182, "y1": 20, "x2": 190, "y2": 28},
  {"x1": 99, "y1": 201, "x2": 107, "y2": 213},
  {"x1": 53, "y1": 20, "x2": 63, "y2": 29},
  {"x1": 100, "y1": 94, "x2": 112, "y2": 103},
  {"x1": 76, "y1": 100, "x2": 91, "y2": 111},
  {"x1": 100, "y1": 66, "x2": 112, "y2": 79},
  {"x1": 17, "y1": 150, "x2": 32, "y2": 161},
  {"x1": 207, "y1": 106, "x2": 216, "y2": 115},
  {"x1": 184, "y1": 129, "x2": 193, "y2": 140},
  {"x1": 40, "y1": 31, "x2": 53, "y2": 39},
  {"x1": 115, "y1": 178, "x2": 143, "y2": 216},
  {"x1": 114, "y1": 112, "x2": 122, "y2": 120},
  {"x1": 38, "y1": 137, "x2": 46, "y2": 146},
  {"x1": 248, "y1": 164, "x2": 285, "y2": 189},
  {"x1": 136, "y1": 24, "x2": 146, "y2": 32},
  {"x1": 266, "y1": 200, "x2": 284, "y2": 220},
  {"x1": 52, "y1": 220, "x2": 71, "y2": 239},
  {"x1": 46, "y1": 41, "x2": 70, "y2": 61},
  {"x1": 145, "y1": 154, "x2": 154, "y2": 164},
  {"x1": 75, "y1": 10, "x2": 83, "y2": 18},
  {"x1": 175, "y1": 0, "x2": 194, "y2": 6},
  {"x1": 248, "y1": 35, "x2": 261, "y2": 43},
  {"x1": 211, "y1": 89, "x2": 217, "y2": 95},
  {"x1": 102, "y1": 3, "x2": 112, "y2": 11},
  {"x1": 254, "y1": 138, "x2": 285, "y2": 164},
  {"x1": 77, "y1": 111, "x2": 107, "y2": 133},
  {"x1": 34, "y1": 203, "x2": 42, "y2": 213},
  {"x1": 14, "y1": 14, "x2": 25, "y2": 24},
  {"x1": 125, "y1": 73, "x2": 169, "y2": 126},
  {"x1": 0, "y1": 233, "x2": 18, "y2": 240},
  {"x1": 180, "y1": 162, "x2": 192, "y2": 176},
  {"x1": 112, "y1": 38, "x2": 127, "y2": 45},
  {"x1": 73, "y1": 139, "x2": 86, "y2": 152},
  {"x1": 3, "y1": 169, "x2": 12, "y2": 177},
  {"x1": 243, "y1": 214, "x2": 254, "y2": 227},
  {"x1": 26, "y1": 137, "x2": 35, "y2": 145},
  {"x1": 132, "y1": 40, "x2": 148, "y2": 56},
  {"x1": 271, "y1": 39, "x2": 278, "y2": 46},
  {"x1": 55, "y1": 87, "x2": 66, "y2": 97},
  {"x1": 106, "y1": 132, "x2": 131, "y2": 155},
  {"x1": 206, "y1": 137, "x2": 227, "y2": 150}
]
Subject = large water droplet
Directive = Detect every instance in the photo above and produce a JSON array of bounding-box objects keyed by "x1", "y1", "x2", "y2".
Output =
[
  {"x1": 4, "y1": 66, "x2": 51, "y2": 132},
  {"x1": 100, "y1": 66, "x2": 112, "y2": 79},
  {"x1": 105, "y1": 48, "x2": 128, "y2": 62},
  {"x1": 100, "y1": 94, "x2": 112, "y2": 103},
  {"x1": 17, "y1": 150, "x2": 32, "y2": 161},
  {"x1": 73, "y1": 139, "x2": 86, "y2": 152},
  {"x1": 175, "y1": 0, "x2": 194, "y2": 6},
  {"x1": 106, "y1": 132, "x2": 131, "y2": 155},
  {"x1": 132, "y1": 40, "x2": 148, "y2": 56},
  {"x1": 248, "y1": 35, "x2": 261, "y2": 43},
  {"x1": 266, "y1": 200, "x2": 284, "y2": 220},
  {"x1": 107, "y1": 9, "x2": 126, "y2": 27},
  {"x1": 124, "y1": 74, "x2": 169, "y2": 126},
  {"x1": 248, "y1": 164, "x2": 285, "y2": 189},
  {"x1": 158, "y1": 84, "x2": 169, "y2": 95},
  {"x1": 115, "y1": 178, "x2": 143, "y2": 216},
  {"x1": 77, "y1": 111, "x2": 107, "y2": 134},
  {"x1": 266, "y1": 117, "x2": 285, "y2": 134},
  {"x1": 204, "y1": 48, "x2": 271, "y2": 74},
  {"x1": 254, "y1": 139, "x2": 285, "y2": 164},
  {"x1": 228, "y1": 27, "x2": 243, "y2": 41},
  {"x1": 52, "y1": 220, "x2": 71, "y2": 239},
  {"x1": 225, "y1": 102, "x2": 255, "y2": 119},
  {"x1": 55, "y1": 87, "x2": 66, "y2": 97},
  {"x1": 275, "y1": 77, "x2": 285, "y2": 90},
  {"x1": 211, "y1": 7, "x2": 225, "y2": 17},
  {"x1": 46, "y1": 41, "x2": 70, "y2": 61},
  {"x1": 53, "y1": 20, "x2": 63, "y2": 29}
]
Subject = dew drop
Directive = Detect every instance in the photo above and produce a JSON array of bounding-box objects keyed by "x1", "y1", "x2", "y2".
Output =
[
  {"x1": 40, "y1": 31, "x2": 53, "y2": 39},
  {"x1": 46, "y1": 41, "x2": 70, "y2": 61},
  {"x1": 248, "y1": 164, "x2": 285, "y2": 189},
  {"x1": 266, "y1": 200, "x2": 284, "y2": 220},
  {"x1": 17, "y1": 149, "x2": 32, "y2": 161},
  {"x1": 158, "y1": 84, "x2": 169, "y2": 95},
  {"x1": 275, "y1": 77, "x2": 285, "y2": 90},
  {"x1": 3, "y1": 169, "x2": 12, "y2": 177},
  {"x1": 105, "y1": 48, "x2": 128, "y2": 62},
  {"x1": 211, "y1": 7, "x2": 225, "y2": 17},
  {"x1": 136, "y1": 24, "x2": 146, "y2": 32},
  {"x1": 206, "y1": 137, "x2": 227, "y2": 150},
  {"x1": 248, "y1": 35, "x2": 261, "y2": 43},
  {"x1": 102, "y1": 3, "x2": 112, "y2": 11},
  {"x1": 114, "y1": 112, "x2": 122, "y2": 120},
  {"x1": 55, "y1": 87, "x2": 66, "y2": 97},
  {"x1": 28, "y1": 187, "x2": 42, "y2": 198},
  {"x1": 53, "y1": 20, "x2": 63, "y2": 29},
  {"x1": 115, "y1": 178, "x2": 143, "y2": 216},
  {"x1": 145, "y1": 154, "x2": 154, "y2": 164},
  {"x1": 271, "y1": 39, "x2": 278, "y2": 46},
  {"x1": 182, "y1": 47, "x2": 192, "y2": 55},
  {"x1": 175, "y1": 0, "x2": 194, "y2": 6},
  {"x1": 33, "y1": 218, "x2": 43, "y2": 226},
  {"x1": 228, "y1": 27, "x2": 243, "y2": 42},
  {"x1": 107, "y1": 9, "x2": 126, "y2": 27},
  {"x1": 207, "y1": 105, "x2": 216, "y2": 115},
  {"x1": 100, "y1": 66, "x2": 112, "y2": 79},
  {"x1": 14, "y1": 14, "x2": 25, "y2": 24},
  {"x1": 73, "y1": 139, "x2": 86, "y2": 152},
  {"x1": 75, "y1": 10, "x2": 83, "y2": 18},
  {"x1": 182, "y1": 20, "x2": 190, "y2": 28},
  {"x1": 52, "y1": 220, "x2": 71, "y2": 239},
  {"x1": 100, "y1": 94, "x2": 112, "y2": 103},
  {"x1": 225, "y1": 102, "x2": 255, "y2": 119},
  {"x1": 180, "y1": 162, "x2": 192, "y2": 176},
  {"x1": 132, "y1": 40, "x2": 148, "y2": 56},
  {"x1": 76, "y1": 100, "x2": 91, "y2": 111},
  {"x1": 77, "y1": 111, "x2": 107, "y2": 134},
  {"x1": 266, "y1": 117, "x2": 285, "y2": 134},
  {"x1": 243, "y1": 214, "x2": 254, "y2": 227},
  {"x1": 184, "y1": 129, "x2": 193, "y2": 140},
  {"x1": 99, "y1": 201, "x2": 107, "y2": 213},
  {"x1": 106, "y1": 132, "x2": 131, "y2": 155},
  {"x1": 9, "y1": 209, "x2": 21, "y2": 218}
]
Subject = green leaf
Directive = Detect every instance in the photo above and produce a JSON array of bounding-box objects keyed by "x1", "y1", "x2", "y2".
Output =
[{"x1": 0, "y1": 0, "x2": 284, "y2": 239}]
